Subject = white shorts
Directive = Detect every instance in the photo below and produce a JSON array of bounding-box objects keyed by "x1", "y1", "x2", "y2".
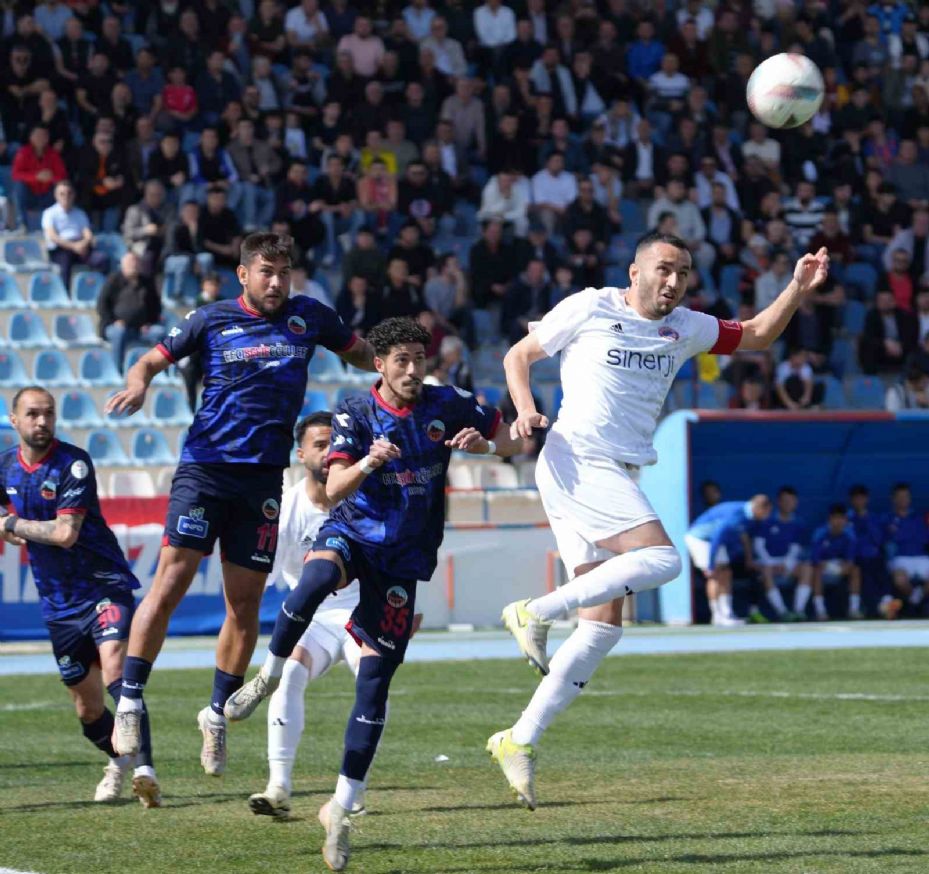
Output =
[
  {"x1": 890, "y1": 556, "x2": 929, "y2": 582},
  {"x1": 295, "y1": 607, "x2": 361, "y2": 676},
  {"x1": 535, "y1": 436, "x2": 658, "y2": 579},
  {"x1": 684, "y1": 534, "x2": 728, "y2": 572},
  {"x1": 758, "y1": 556, "x2": 799, "y2": 575}
]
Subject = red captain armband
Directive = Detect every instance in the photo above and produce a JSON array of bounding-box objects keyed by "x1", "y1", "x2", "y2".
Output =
[{"x1": 709, "y1": 319, "x2": 743, "y2": 355}]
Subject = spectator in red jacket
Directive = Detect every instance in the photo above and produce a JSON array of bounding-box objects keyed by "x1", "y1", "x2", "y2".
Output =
[{"x1": 11, "y1": 125, "x2": 67, "y2": 231}]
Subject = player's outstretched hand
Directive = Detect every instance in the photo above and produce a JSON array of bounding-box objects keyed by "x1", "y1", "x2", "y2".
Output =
[
  {"x1": 104, "y1": 387, "x2": 146, "y2": 417},
  {"x1": 0, "y1": 529, "x2": 25, "y2": 547},
  {"x1": 445, "y1": 426, "x2": 488, "y2": 453},
  {"x1": 793, "y1": 247, "x2": 829, "y2": 294},
  {"x1": 366, "y1": 437, "x2": 401, "y2": 468},
  {"x1": 510, "y1": 411, "x2": 549, "y2": 440}
]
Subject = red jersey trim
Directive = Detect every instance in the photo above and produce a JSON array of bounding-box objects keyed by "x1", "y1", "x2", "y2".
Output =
[
  {"x1": 371, "y1": 383, "x2": 415, "y2": 417},
  {"x1": 487, "y1": 409, "x2": 504, "y2": 440},
  {"x1": 18, "y1": 440, "x2": 59, "y2": 473},
  {"x1": 237, "y1": 295, "x2": 261, "y2": 316},
  {"x1": 155, "y1": 343, "x2": 175, "y2": 363},
  {"x1": 57, "y1": 508, "x2": 87, "y2": 516},
  {"x1": 327, "y1": 451, "x2": 358, "y2": 464},
  {"x1": 336, "y1": 333, "x2": 360, "y2": 353},
  {"x1": 710, "y1": 319, "x2": 743, "y2": 355}
]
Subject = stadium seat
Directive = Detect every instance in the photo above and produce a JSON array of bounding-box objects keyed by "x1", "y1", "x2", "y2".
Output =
[
  {"x1": 447, "y1": 463, "x2": 477, "y2": 489},
  {"x1": 477, "y1": 463, "x2": 520, "y2": 489},
  {"x1": 619, "y1": 199, "x2": 645, "y2": 234},
  {"x1": 33, "y1": 349, "x2": 77, "y2": 386},
  {"x1": 0, "y1": 395, "x2": 8, "y2": 420},
  {"x1": 27, "y1": 271, "x2": 70, "y2": 308},
  {"x1": 1, "y1": 235, "x2": 46, "y2": 271},
  {"x1": 0, "y1": 272, "x2": 27, "y2": 308},
  {"x1": 93, "y1": 232, "x2": 127, "y2": 261},
  {"x1": 86, "y1": 428, "x2": 130, "y2": 466},
  {"x1": 151, "y1": 388, "x2": 193, "y2": 426},
  {"x1": 446, "y1": 490, "x2": 485, "y2": 523},
  {"x1": 476, "y1": 385, "x2": 503, "y2": 407},
  {"x1": 719, "y1": 265, "x2": 744, "y2": 306},
  {"x1": 847, "y1": 375, "x2": 886, "y2": 410},
  {"x1": 486, "y1": 491, "x2": 548, "y2": 524},
  {"x1": 533, "y1": 354, "x2": 561, "y2": 382},
  {"x1": 78, "y1": 349, "x2": 123, "y2": 386},
  {"x1": 71, "y1": 271, "x2": 105, "y2": 308},
  {"x1": 471, "y1": 308, "x2": 498, "y2": 345},
  {"x1": 7, "y1": 311, "x2": 51, "y2": 348},
  {"x1": 0, "y1": 350, "x2": 29, "y2": 386},
  {"x1": 308, "y1": 348, "x2": 345, "y2": 381},
  {"x1": 52, "y1": 313, "x2": 101, "y2": 347},
  {"x1": 131, "y1": 428, "x2": 177, "y2": 466},
  {"x1": 109, "y1": 470, "x2": 157, "y2": 498},
  {"x1": 516, "y1": 460, "x2": 536, "y2": 487},
  {"x1": 604, "y1": 265, "x2": 628, "y2": 287},
  {"x1": 58, "y1": 390, "x2": 104, "y2": 428},
  {"x1": 300, "y1": 389, "x2": 330, "y2": 417},
  {"x1": 842, "y1": 300, "x2": 867, "y2": 335},
  {"x1": 829, "y1": 337, "x2": 860, "y2": 378},
  {"x1": 0, "y1": 429, "x2": 16, "y2": 453},
  {"x1": 820, "y1": 374, "x2": 847, "y2": 409},
  {"x1": 843, "y1": 262, "x2": 878, "y2": 299},
  {"x1": 104, "y1": 391, "x2": 150, "y2": 428}
]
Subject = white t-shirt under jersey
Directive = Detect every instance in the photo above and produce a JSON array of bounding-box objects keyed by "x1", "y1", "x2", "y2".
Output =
[
  {"x1": 534, "y1": 287, "x2": 742, "y2": 466},
  {"x1": 269, "y1": 478, "x2": 359, "y2": 612}
]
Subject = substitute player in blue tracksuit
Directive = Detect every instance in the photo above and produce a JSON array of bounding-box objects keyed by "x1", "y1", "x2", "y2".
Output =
[
  {"x1": 105, "y1": 232, "x2": 376, "y2": 777},
  {"x1": 0, "y1": 387, "x2": 158, "y2": 806},
  {"x1": 884, "y1": 483, "x2": 929, "y2": 615},
  {"x1": 808, "y1": 504, "x2": 862, "y2": 621},
  {"x1": 225, "y1": 317, "x2": 524, "y2": 870}
]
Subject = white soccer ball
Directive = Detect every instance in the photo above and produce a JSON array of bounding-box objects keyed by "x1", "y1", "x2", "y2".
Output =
[{"x1": 746, "y1": 53, "x2": 824, "y2": 129}]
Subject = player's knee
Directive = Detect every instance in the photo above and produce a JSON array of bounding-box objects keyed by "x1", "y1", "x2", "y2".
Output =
[
  {"x1": 74, "y1": 695, "x2": 104, "y2": 723},
  {"x1": 642, "y1": 545, "x2": 682, "y2": 583},
  {"x1": 285, "y1": 558, "x2": 343, "y2": 617}
]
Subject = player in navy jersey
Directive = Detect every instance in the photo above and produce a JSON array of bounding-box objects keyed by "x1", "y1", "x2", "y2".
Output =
[
  {"x1": 884, "y1": 483, "x2": 929, "y2": 616},
  {"x1": 809, "y1": 504, "x2": 862, "y2": 621},
  {"x1": 104, "y1": 232, "x2": 376, "y2": 776},
  {"x1": 0, "y1": 387, "x2": 159, "y2": 807},
  {"x1": 223, "y1": 317, "x2": 523, "y2": 871}
]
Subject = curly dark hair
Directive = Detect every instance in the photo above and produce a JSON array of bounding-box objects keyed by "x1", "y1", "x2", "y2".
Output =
[{"x1": 367, "y1": 317, "x2": 431, "y2": 356}]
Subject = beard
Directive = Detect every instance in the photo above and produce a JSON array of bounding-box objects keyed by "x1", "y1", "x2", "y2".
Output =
[
  {"x1": 24, "y1": 430, "x2": 53, "y2": 450},
  {"x1": 309, "y1": 465, "x2": 328, "y2": 485}
]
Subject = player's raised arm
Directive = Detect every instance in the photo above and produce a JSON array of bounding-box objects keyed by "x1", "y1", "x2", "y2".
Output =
[
  {"x1": 338, "y1": 335, "x2": 378, "y2": 372},
  {"x1": 104, "y1": 346, "x2": 172, "y2": 416},
  {"x1": 503, "y1": 332, "x2": 551, "y2": 439},
  {"x1": 326, "y1": 438, "x2": 401, "y2": 504},
  {"x1": 736, "y1": 247, "x2": 830, "y2": 351}
]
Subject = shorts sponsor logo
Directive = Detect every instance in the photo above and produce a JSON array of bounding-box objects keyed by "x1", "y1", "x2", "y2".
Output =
[
  {"x1": 376, "y1": 636, "x2": 397, "y2": 650},
  {"x1": 386, "y1": 585, "x2": 408, "y2": 608},
  {"x1": 287, "y1": 315, "x2": 307, "y2": 336},
  {"x1": 324, "y1": 535, "x2": 351, "y2": 562},
  {"x1": 177, "y1": 507, "x2": 209, "y2": 538},
  {"x1": 101, "y1": 627, "x2": 120, "y2": 637},
  {"x1": 658, "y1": 326, "x2": 680, "y2": 341},
  {"x1": 250, "y1": 553, "x2": 272, "y2": 564},
  {"x1": 70, "y1": 460, "x2": 89, "y2": 480},
  {"x1": 426, "y1": 419, "x2": 446, "y2": 441},
  {"x1": 62, "y1": 487, "x2": 85, "y2": 500},
  {"x1": 57, "y1": 655, "x2": 84, "y2": 681},
  {"x1": 40, "y1": 479, "x2": 57, "y2": 500},
  {"x1": 262, "y1": 498, "x2": 280, "y2": 520},
  {"x1": 5, "y1": 487, "x2": 17, "y2": 495},
  {"x1": 95, "y1": 598, "x2": 112, "y2": 613}
]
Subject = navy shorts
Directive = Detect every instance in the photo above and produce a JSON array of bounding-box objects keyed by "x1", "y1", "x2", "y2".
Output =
[
  {"x1": 314, "y1": 527, "x2": 418, "y2": 663},
  {"x1": 47, "y1": 592, "x2": 135, "y2": 687},
  {"x1": 165, "y1": 462, "x2": 285, "y2": 572}
]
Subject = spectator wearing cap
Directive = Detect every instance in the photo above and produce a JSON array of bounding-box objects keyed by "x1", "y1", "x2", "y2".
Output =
[
  {"x1": 859, "y1": 288, "x2": 919, "y2": 373},
  {"x1": 478, "y1": 168, "x2": 530, "y2": 237}
]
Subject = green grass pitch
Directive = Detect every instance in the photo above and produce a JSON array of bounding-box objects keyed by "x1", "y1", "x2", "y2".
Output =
[{"x1": 2, "y1": 648, "x2": 928, "y2": 873}]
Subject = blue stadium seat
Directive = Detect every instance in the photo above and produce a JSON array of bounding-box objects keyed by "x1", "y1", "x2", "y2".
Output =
[
  {"x1": 675, "y1": 358, "x2": 696, "y2": 381},
  {"x1": 476, "y1": 385, "x2": 503, "y2": 407},
  {"x1": 719, "y1": 265, "x2": 744, "y2": 305},
  {"x1": 0, "y1": 350, "x2": 29, "y2": 386},
  {"x1": 471, "y1": 308, "x2": 498, "y2": 345},
  {"x1": 0, "y1": 272, "x2": 27, "y2": 308},
  {"x1": 92, "y1": 232, "x2": 127, "y2": 262},
  {"x1": 1, "y1": 236, "x2": 46, "y2": 271},
  {"x1": 86, "y1": 428, "x2": 130, "y2": 466},
  {"x1": 820, "y1": 374, "x2": 847, "y2": 409},
  {"x1": 300, "y1": 389, "x2": 330, "y2": 417},
  {"x1": 123, "y1": 346, "x2": 181, "y2": 385},
  {"x1": 33, "y1": 349, "x2": 77, "y2": 386},
  {"x1": 843, "y1": 262, "x2": 878, "y2": 299},
  {"x1": 842, "y1": 299, "x2": 867, "y2": 335},
  {"x1": 151, "y1": 388, "x2": 193, "y2": 426},
  {"x1": 604, "y1": 265, "x2": 628, "y2": 287},
  {"x1": 829, "y1": 337, "x2": 860, "y2": 378},
  {"x1": 131, "y1": 428, "x2": 177, "y2": 466},
  {"x1": 71, "y1": 271, "x2": 105, "y2": 308},
  {"x1": 52, "y1": 313, "x2": 100, "y2": 347},
  {"x1": 0, "y1": 429, "x2": 16, "y2": 453},
  {"x1": 0, "y1": 395, "x2": 7, "y2": 420},
  {"x1": 847, "y1": 375, "x2": 885, "y2": 409},
  {"x1": 58, "y1": 390, "x2": 104, "y2": 427},
  {"x1": 7, "y1": 311, "x2": 51, "y2": 348},
  {"x1": 27, "y1": 271, "x2": 70, "y2": 308},
  {"x1": 533, "y1": 354, "x2": 561, "y2": 382},
  {"x1": 78, "y1": 349, "x2": 123, "y2": 386},
  {"x1": 692, "y1": 382, "x2": 724, "y2": 409},
  {"x1": 308, "y1": 348, "x2": 345, "y2": 381},
  {"x1": 619, "y1": 199, "x2": 645, "y2": 234}
]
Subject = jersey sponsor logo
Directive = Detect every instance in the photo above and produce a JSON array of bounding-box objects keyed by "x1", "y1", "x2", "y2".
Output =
[
  {"x1": 62, "y1": 487, "x2": 85, "y2": 500},
  {"x1": 221, "y1": 343, "x2": 309, "y2": 363},
  {"x1": 606, "y1": 348, "x2": 675, "y2": 378},
  {"x1": 177, "y1": 506, "x2": 209, "y2": 538},
  {"x1": 287, "y1": 315, "x2": 307, "y2": 336},
  {"x1": 658, "y1": 326, "x2": 680, "y2": 341},
  {"x1": 57, "y1": 655, "x2": 84, "y2": 681},
  {"x1": 262, "y1": 498, "x2": 280, "y2": 520},
  {"x1": 221, "y1": 326, "x2": 245, "y2": 336},
  {"x1": 5, "y1": 487, "x2": 16, "y2": 495},
  {"x1": 386, "y1": 585, "x2": 409, "y2": 608},
  {"x1": 380, "y1": 462, "x2": 444, "y2": 488},
  {"x1": 426, "y1": 419, "x2": 446, "y2": 441},
  {"x1": 609, "y1": 322, "x2": 624, "y2": 333},
  {"x1": 40, "y1": 479, "x2": 57, "y2": 500},
  {"x1": 70, "y1": 460, "x2": 88, "y2": 480}
]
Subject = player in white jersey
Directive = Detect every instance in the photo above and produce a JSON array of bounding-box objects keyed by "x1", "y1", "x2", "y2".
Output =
[
  {"x1": 487, "y1": 231, "x2": 830, "y2": 808},
  {"x1": 247, "y1": 411, "x2": 367, "y2": 820}
]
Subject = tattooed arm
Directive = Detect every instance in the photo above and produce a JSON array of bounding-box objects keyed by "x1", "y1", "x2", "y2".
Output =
[{"x1": 2, "y1": 512, "x2": 86, "y2": 548}]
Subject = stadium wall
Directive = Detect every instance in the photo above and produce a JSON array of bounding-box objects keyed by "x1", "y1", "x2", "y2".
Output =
[{"x1": 642, "y1": 411, "x2": 929, "y2": 625}]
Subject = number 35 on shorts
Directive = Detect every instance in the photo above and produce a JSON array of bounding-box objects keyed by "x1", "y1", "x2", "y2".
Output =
[{"x1": 380, "y1": 585, "x2": 411, "y2": 636}]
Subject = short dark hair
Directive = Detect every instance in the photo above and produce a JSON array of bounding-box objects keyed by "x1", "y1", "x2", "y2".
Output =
[
  {"x1": 777, "y1": 485, "x2": 797, "y2": 498},
  {"x1": 635, "y1": 230, "x2": 690, "y2": 259},
  {"x1": 892, "y1": 482, "x2": 911, "y2": 494},
  {"x1": 12, "y1": 386, "x2": 54, "y2": 411},
  {"x1": 828, "y1": 503, "x2": 847, "y2": 517},
  {"x1": 367, "y1": 317, "x2": 431, "y2": 356},
  {"x1": 295, "y1": 411, "x2": 333, "y2": 445},
  {"x1": 849, "y1": 484, "x2": 869, "y2": 497},
  {"x1": 240, "y1": 232, "x2": 293, "y2": 267}
]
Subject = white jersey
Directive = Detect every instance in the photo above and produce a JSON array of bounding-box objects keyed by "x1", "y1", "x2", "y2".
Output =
[
  {"x1": 534, "y1": 287, "x2": 738, "y2": 466},
  {"x1": 269, "y1": 478, "x2": 360, "y2": 612}
]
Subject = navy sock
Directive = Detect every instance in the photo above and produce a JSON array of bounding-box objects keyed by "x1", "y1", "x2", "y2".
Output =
[
  {"x1": 109, "y1": 679, "x2": 154, "y2": 768},
  {"x1": 121, "y1": 656, "x2": 152, "y2": 700},
  {"x1": 341, "y1": 656, "x2": 397, "y2": 781},
  {"x1": 82, "y1": 709, "x2": 118, "y2": 759},
  {"x1": 269, "y1": 559, "x2": 342, "y2": 658},
  {"x1": 211, "y1": 668, "x2": 244, "y2": 716}
]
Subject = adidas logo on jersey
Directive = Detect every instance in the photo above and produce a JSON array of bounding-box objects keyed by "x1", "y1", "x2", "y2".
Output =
[{"x1": 609, "y1": 322, "x2": 623, "y2": 333}]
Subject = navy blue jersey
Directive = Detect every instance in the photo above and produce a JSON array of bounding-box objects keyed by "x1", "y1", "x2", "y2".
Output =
[
  {"x1": 810, "y1": 526, "x2": 856, "y2": 564},
  {"x1": 883, "y1": 510, "x2": 929, "y2": 558},
  {"x1": 848, "y1": 510, "x2": 884, "y2": 560},
  {"x1": 754, "y1": 513, "x2": 808, "y2": 560},
  {"x1": 326, "y1": 383, "x2": 501, "y2": 580},
  {"x1": 158, "y1": 295, "x2": 355, "y2": 466},
  {"x1": 0, "y1": 441, "x2": 138, "y2": 621}
]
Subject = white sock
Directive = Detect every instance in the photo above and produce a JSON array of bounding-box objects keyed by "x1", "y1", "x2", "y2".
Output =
[
  {"x1": 334, "y1": 774, "x2": 364, "y2": 811},
  {"x1": 849, "y1": 594, "x2": 861, "y2": 613},
  {"x1": 527, "y1": 546, "x2": 681, "y2": 622},
  {"x1": 719, "y1": 592, "x2": 733, "y2": 618},
  {"x1": 909, "y1": 586, "x2": 924, "y2": 606},
  {"x1": 813, "y1": 595, "x2": 826, "y2": 616},
  {"x1": 263, "y1": 653, "x2": 288, "y2": 681},
  {"x1": 879, "y1": 594, "x2": 892, "y2": 608},
  {"x1": 133, "y1": 764, "x2": 156, "y2": 779},
  {"x1": 794, "y1": 583, "x2": 812, "y2": 613},
  {"x1": 116, "y1": 696, "x2": 142, "y2": 713},
  {"x1": 111, "y1": 754, "x2": 132, "y2": 768},
  {"x1": 267, "y1": 659, "x2": 310, "y2": 793},
  {"x1": 709, "y1": 597, "x2": 720, "y2": 623},
  {"x1": 511, "y1": 620, "x2": 623, "y2": 746},
  {"x1": 766, "y1": 586, "x2": 788, "y2": 617}
]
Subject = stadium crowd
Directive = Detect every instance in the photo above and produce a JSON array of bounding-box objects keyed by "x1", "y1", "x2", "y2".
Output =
[{"x1": 2, "y1": 0, "x2": 929, "y2": 408}]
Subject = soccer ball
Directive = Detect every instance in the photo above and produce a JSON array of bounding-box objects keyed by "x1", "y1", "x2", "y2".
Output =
[{"x1": 746, "y1": 53, "x2": 824, "y2": 129}]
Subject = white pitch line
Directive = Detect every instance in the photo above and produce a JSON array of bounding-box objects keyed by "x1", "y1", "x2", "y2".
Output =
[
  {"x1": 0, "y1": 701, "x2": 60, "y2": 713},
  {"x1": 0, "y1": 867, "x2": 46, "y2": 874}
]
